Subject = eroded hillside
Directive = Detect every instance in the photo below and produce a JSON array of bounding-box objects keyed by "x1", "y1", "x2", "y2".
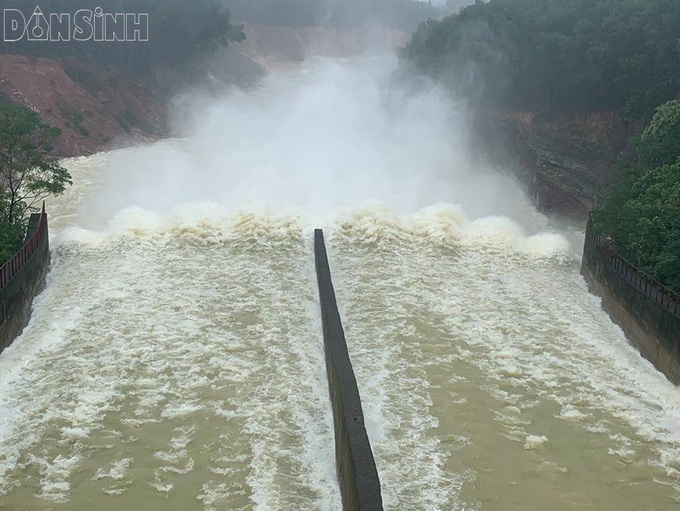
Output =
[{"x1": 0, "y1": 55, "x2": 165, "y2": 156}]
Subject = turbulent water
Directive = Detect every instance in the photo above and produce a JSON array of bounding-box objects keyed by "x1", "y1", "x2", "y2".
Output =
[
  {"x1": 0, "y1": 196, "x2": 340, "y2": 510},
  {"x1": 327, "y1": 210, "x2": 680, "y2": 511},
  {"x1": 0, "y1": 57, "x2": 679, "y2": 510}
]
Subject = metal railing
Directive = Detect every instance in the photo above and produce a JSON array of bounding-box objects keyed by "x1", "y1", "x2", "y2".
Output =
[
  {"x1": 0, "y1": 203, "x2": 48, "y2": 289},
  {"x1": 586, "y1": 218, "x2": 680, "y2": 317}
]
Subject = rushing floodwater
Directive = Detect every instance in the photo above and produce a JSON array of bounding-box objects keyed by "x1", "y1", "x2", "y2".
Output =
[
  {"x1": 1, "y1": 56, "x2": 680, "y2": 510},
  {"x1": 327, "y1": 210, "x2": 680, "y2": 510},
  {"x1": 0, "y1": 192, "x2": 340, "y2": 510}
]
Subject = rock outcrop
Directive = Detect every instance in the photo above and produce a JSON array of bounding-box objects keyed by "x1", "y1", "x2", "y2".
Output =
[{"x1": 478, "y1": 110, "x2": 641, "y2": 220}]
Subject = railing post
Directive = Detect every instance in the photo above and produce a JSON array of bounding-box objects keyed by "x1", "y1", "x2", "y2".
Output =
[
  {"x1": 592, "y1": 220, "x2": 679, "y2": 318},
  {"x1": 0, "y1": 204, "x2": 49, "y2": 290}
]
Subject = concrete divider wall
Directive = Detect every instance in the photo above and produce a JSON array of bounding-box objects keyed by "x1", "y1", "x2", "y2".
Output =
[
  {"x1": 314, "y1": 229, "x2": 383, "y2": 511},
  {"x1": 0, "y1": 209, "x2": 50, "y2": 354},
  {"x1": 581, "y1": 219, "x2": 680, "y2": 384}
]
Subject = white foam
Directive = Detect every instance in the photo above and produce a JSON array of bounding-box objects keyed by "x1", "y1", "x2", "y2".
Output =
[
  {"x1": 524, "y1": 435, "x2": 549, "y2": 450},
  {"x1": 0, "y1": 209, "x2": 342, "y2": 508},
  {"x1": 2, "y1": 50, "x2": 677, "y2": 509},
  {"x1": 329, "y1": 218, "x2": 680, "y2": 507},
  {"x1": 94, "y1": 458, "x2": 133, "y2": 481},
  {"x1": 501, "y1": 365, "x2": 524, "y2": 378}
]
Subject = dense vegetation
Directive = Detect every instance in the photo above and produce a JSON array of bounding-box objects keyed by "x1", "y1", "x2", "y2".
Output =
[
  {"x1": 0, "y1": 0, "x2": 245, "y2": 76},
  {"x1": 0, "y1": 104, "x2": 71, "y2": 265},
  {"x1": 593, "y1": 101, "x2": 680, "y2": 291},
  {"x1": 401, "y1": 0, "x2": 680, "y2": 291},
  {"x1": 224, "y1": 0, "x2": 447, "y2": 31},
  {"x1": 403, "y1": 0, "x2": 680, "y2": 117}
]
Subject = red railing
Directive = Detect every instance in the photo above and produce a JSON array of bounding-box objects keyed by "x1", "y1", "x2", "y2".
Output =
[
  {"x1": 586, "y1": 218, "x2": 680, "y2": 317},
  {"x1": 0, "y1": 203, "x2": 48, "y2": 289}
]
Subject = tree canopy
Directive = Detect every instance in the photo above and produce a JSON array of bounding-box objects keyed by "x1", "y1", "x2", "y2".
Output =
[
  {"x1": 224, "y1": 0, "x2": 444, "y2": 31},
  {"x1": 402, "y1": 0, "x2": 680, "y2": 116},
  {"x1": 0, "y1": 104, "x2": 71, "y2": 264},
  {"x1": 637, "y1": 100, "x2": 680, "y2": 169},
  {"x1": 593, "y1": 100, "x2": 680, "y2": 291},
  {"x1": 0, "y1": 0, "x2": 245, "y2": 76}
]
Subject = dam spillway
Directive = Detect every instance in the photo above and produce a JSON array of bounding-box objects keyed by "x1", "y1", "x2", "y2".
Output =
[
  {"x1": 0, "y1": 210, "x2": 342, "y2": 510},
  {"x1": 0, "y1": 179, "x2": 679, "y2": 510},
  {"x1": 1, "y1": 56, "x2": 680, "y2": 510}
]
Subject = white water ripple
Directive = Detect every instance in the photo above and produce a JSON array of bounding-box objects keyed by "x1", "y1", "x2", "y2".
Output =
[{"x1": 0, "y1": 210, "x2": 340, "y2": 510}]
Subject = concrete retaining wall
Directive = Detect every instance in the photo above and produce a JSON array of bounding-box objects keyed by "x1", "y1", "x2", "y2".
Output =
[
  {"x1": 0, "y1": 210, "x2": 50, "y2": 354},
  {"x1": 581, "y1": 220, "x2": 680, "y2": 384},
  {"x1": 314, "y1": 229, "x2": 383, "y2": 511}
]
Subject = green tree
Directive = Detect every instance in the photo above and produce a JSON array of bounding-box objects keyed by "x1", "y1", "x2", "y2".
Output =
[
  {"x1": 637, "y1": 100, "x2": 680, "y2": 169},
  {"x1": 593, "y1": 99, "x2": 680, "y2": 291},
  {"x1": 596, "y1": 162, "x2": 680, "y2": 290},
  {"x1": 223, "y1": 0, "x2": 442, "y2": 31},
  {"x1": 0, "y1": 219, "x2": 25, "y2": 266},
  {"x1": 0, "y1": 104, "x2": 71, "y2": 240},
  {"x1": 402, "y1": 0, "x2": 680, "y2": 116},
  {"x1": 0, "y1": 0, "x2": 246, "y2": 79}
]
